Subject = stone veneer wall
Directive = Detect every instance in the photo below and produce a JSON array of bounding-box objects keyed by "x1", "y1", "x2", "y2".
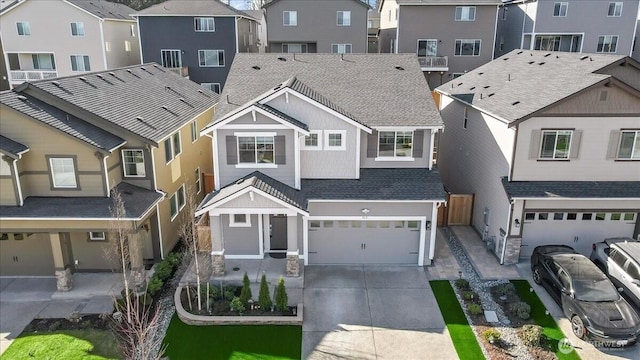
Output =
[{"x1": 502, "y1": 237, "x2": 522, "y2": 265}]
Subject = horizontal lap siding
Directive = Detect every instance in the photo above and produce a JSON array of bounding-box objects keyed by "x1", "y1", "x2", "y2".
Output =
[{"x1": 221, "y1": 214, "x2": 260, "y2": 255}]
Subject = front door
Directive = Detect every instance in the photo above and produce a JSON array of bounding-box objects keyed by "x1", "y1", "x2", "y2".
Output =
[{"x1": 270, "y1": 214, "x2": 287, "y2": 252}]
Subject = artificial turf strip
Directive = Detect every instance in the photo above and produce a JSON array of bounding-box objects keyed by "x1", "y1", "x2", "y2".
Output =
[
  {"x1": 430, "y1": 280, "x2": 485, "y2": 360},
  {"x1": 162, "y1": 314, "x2": 302, "y2": 360},
  {"x1": 512, "y1": 280, "x2": 581, "y2": 360},
  {"x1": 1, "y1": 329, "x2": 119, "y2": 360}
]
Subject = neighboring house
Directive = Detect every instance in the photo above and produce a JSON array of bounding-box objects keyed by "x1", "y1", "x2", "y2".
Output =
[
  {"x1": 436, "y1": 50, "x2": 640, "y2": 265},
  {"x1": 495, "y1": 0, "x2": 640, "y2": 58},
  {"x1": 135, "y1": 0, "x2": 259, "y2": 93},
  {"x1": 367, "y1": 10, "x2": 380, "y2": 53},
  {"x1": 244, "y1": 9, "x2": 269, "y2": 53},
  {"x1": 378, "y1": 0, "x2": 501, "y2": 88},
  {"x1": 0, "y1": 0, "x2": 140, "y2": 89},
  {"x1": 0, "y1": 64, "x2": 218, "y2": 290},
  {"x1": 197, "y1": 53, "x2": 444, "y2": 276},
  {"x1": 264, "y1": 0, "x2": 369, "y2": 54}
]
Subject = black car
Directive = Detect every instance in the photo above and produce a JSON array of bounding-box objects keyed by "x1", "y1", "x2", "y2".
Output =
[{"x1": 531, "y1": 245, "x2": 640, "y2": 346}]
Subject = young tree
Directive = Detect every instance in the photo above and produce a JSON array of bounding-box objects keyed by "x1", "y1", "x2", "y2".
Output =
[
  {"x1": 275, "y1": 277, "x2": 288, "y2": 312},
  {"x1": 240, "y1": 272, "x2": 252, "y2": 307},
  {"x1": 107, "y1": 189, "x2": 135, "y2": 323},
  {"x1": 112, "y1": 292, "x2": 165, "y2": 360},
  {"x1": 258, "y1": 272, "x2": 272, "y2": 311}
]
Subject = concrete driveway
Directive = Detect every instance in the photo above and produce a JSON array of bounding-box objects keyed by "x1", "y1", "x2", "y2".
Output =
[
  {"x1": 302, "y1": 266, "x2": 457, "y2": 360},
  {"x1": 516, "y1": 263, "x2": 640, "y2": 360}
]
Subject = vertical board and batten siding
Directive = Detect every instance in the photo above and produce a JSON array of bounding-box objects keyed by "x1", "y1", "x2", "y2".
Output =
[
  {"x1": 217, "y1": 191, "x2": 286, "y2": 209},
  {"x1": 513, "y1": 116, "x2": 640, "y2": 182},
  {"x1": 267, "y1": 94, "x2": 358, "y2": 179},
  {"x1": 102, "y1": 20, "x2": 140, "y2": 69},
  {"x1": 360, "y1": 129, "x2": 431, "y2": 168},
  {"x1": 221, "y1": 214, "x2": 260, "y2": 255},
  {"x1": 438, "y1": 96, "x2": 515, "y2": 244},
  {"x1": 539, "y1": 86, "x2": 640, "y2": 116}
]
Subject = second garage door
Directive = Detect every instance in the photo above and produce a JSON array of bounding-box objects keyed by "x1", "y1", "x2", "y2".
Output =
[{"x1": 308, "y1": 220, "x2": 421, "y2": 265}]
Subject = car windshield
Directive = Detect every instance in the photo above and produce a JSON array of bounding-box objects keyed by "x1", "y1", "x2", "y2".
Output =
[{"x1": 573, "y1": 278, "x2": 619, "y2": 302}]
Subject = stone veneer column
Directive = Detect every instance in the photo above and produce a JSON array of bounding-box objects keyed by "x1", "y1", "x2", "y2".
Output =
[
  {"x1": 210, "y1": 215, "x2": 225, "y2": 276},
  {"x1": 50, "y1": 233, "x2": 72, "y2": 291},
  {"x1": 286, "y1": 215, "x2": 299, "y2": 277},
  {"x1": 502, "y1": 237, "x2": 522, "y2": 265}
]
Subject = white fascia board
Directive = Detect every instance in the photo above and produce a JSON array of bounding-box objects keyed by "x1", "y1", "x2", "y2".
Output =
[
  {"x1": 374, "y1": 126, "x2": 443, "y2": 131},
  {"x1": 308, "y1": 215, "x2": 427, "y2": 220},
  {"x1": 209, "y1": 209, "x2": 299, "y2": 216},
  {"x1": 196, "y1": 186, "x2": 308, "y2": 217},
  {"x1": 202, "y1": 104, "x2": 309, "y2": 135},
  {"x1": 435, "y1": 91, "x2": 512, "y2": 125},
  {"x1": 513, "y1": 197, "x2": 640, "y2": 201},
  {"x1": 307, "y1": 199, "x2": 444, "y2": 203},
  {"x1": 62, "y1": 0, "x2": 103, "y2": 20}
]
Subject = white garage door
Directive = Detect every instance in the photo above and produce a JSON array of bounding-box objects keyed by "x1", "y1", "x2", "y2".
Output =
[
  {"x1": 520, "y1": 211, "x2": 636, "y2": 259},
  {"x1": 308, "y1": 220, "x2": 421, "y2": 264},
  {"x1": 0, "y1": 233, "x2": 55, "y2": 276}
]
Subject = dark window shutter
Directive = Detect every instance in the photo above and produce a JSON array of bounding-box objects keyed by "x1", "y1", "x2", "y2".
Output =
[
  {"x1": 226, "y1": 135, "x2": 237, "y2": 165},
  {"x1": 367, "y1": 130, "x2": 378, "y2": 158},
  {"x1": 275, "y1": 135, "x2": 286, "y2": 164},
  {"x1": 413, "y1": 130, "x2": 424, "y2": 158},
  {"x1": 569, "y1": 130, "x2": 582, "y2": 159},
  {"x1": 529, "y1": 130, "x2": 542, "y2": 159},
  {"x1": 606, "y1": 131, "x2": 621, "y2": 159}
]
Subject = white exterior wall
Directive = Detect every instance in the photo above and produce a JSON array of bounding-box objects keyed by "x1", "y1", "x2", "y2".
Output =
[
  {"x1": 379, "y1": 0, "x2": 399, "y2": 30},
  {"x1": 102, "y1": 19, "x2": 141, "y2": 69}
]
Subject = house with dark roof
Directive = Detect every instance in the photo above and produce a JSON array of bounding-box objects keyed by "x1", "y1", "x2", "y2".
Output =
[
  {"x1": 0, "y1": 0, "x2": 141, "y2": 88},
  {"x1": 134, "y1": 0, "x2": 260, "y2": 93},
  {"x1": 197, "y1": 53, "x2": 445, "y2": 276},
  {"x1": 435, "y1": 50, "x2": 640, "y2": 265},
  {"x1": 0, "y1": 64, "x2": 219, "y2": 291}
]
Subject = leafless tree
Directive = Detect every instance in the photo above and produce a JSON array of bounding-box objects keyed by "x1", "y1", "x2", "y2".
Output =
[
  {"x1": 247, "y1": 0, "x2": 268, "y2": 10},
  {"x1": 112, "y1": 291, "x2": 165, "y2": 360}
]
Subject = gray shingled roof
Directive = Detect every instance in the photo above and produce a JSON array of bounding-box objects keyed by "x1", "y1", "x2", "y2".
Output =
[
  {"x1": 67, "y1": 0, "x2": 135, "y2": 20},
  {"x1": 135, "y1": 0, "x2": 254, "y2": 18},
  {"x1": 265, "y1": 0, "x2": 370, "y2": 9},
  {"x1": 502, "y1": 177, "x2": 640, "y2": 199},
  {"x1": 255, "y1": 103, "x2": 309, "y2": 131},
  {"x1": 0, "y1": 134, "x2": 29, "y2": 158},
  {"x1": 213, "y1": 54, "x2": 442, "y2": 128},
  {"x1": 436, "y1": 50, "x2": 629, "y2": 123},
  {"x1": 303, "y1": 168, "x2": 446, "y2": 201},
  {"x1": 398, "y1": 0, "x2": 502, "y2": 4},
  {"x1": 18, "y1": 64, "x2": 219, "y2": 145},
  {"x1": 0, "y1": 183, "x2": 163, "y2": 219},
  {"x1": 0, "y1": 91, "x2": 126, "y2": 152},
  {"x1": 197, "y1": 171, "x2": 306, "y2": 213}
]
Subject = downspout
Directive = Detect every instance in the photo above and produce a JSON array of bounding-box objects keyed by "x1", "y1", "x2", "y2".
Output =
[
  {"x1": 12, "y1": 159, "x2": 24, "y2": 206},
  {"x1": 492, "y1": 5, "x2": 499, "y2": 59},
  {"x1": 501, "y1": 199, "x2": 515, "y2": 265},
  {"x1": 99, "y1": 19, "x2": 108, "y2": 69},
  {"x1": 103, "y1": 155, "x2": 110, "y2": 197}
]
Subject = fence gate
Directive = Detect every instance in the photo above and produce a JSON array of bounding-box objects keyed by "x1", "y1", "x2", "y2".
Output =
[{"x1": 446, "y1": 194, "x2": 474, "y2": 226}]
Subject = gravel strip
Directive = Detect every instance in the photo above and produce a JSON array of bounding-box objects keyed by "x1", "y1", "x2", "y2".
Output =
[{"x1": 442, "y1": 228, "x2": 533, "y2": 360}]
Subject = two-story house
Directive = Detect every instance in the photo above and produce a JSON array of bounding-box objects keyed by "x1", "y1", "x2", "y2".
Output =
[
  {"x1": 0, "y1": 64, "x2": 218, "y2": 291},
  {"x1": 367, "y1": 9, "x2": 380, "y2": 53},
  {"x1": 378, "y1": 0, "x2": 501, "y2": 88},
  {"x1": 197, "y1": 53, "x2": 445, "y2": 276},
  {"x1": 244, "y1": 9, "x2": 269, "y2": 53},
  {"x1": 135, "y1": 0, "x2": 259, "y2": 93},
  {"x1": 264, "y1": 0, "x2": 369, "y2": 54},
  {"x1": 436, "y1": 50, "x2": 640, "y2": 265},
  {"x1": 0, "y1": 0, "x2": 140, "y2": 89},
  {"x1": 495, "y1": 0, "x2": 640, "y2": 58}
]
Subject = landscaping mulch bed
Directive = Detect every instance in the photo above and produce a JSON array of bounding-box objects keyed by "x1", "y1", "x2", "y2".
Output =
[
  {"x1": 179, "y1": 286, "x2": 297, "y2": 317},
  {"x1": 24, "y1": 314, "x2": 112, "y2": 333}
]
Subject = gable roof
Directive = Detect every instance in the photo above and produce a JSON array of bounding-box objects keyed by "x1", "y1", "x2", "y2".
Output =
[
  {"x1": 264, "y1": 0, "x2": 370, "y2": 9},
  {"x1": 67, "y1": 0, "x2": 135, "y2": 20},
  {"x1": 398, "y1": 0, "x2": 502, "y2": 4},
  {"x1": 436, "y1": 50, "x2": 638, "y2": 124},
  {"x1": 0, "y1": 134, "x2": 29, "y2": 159},
  {"x1": 212, "y1": 53, "x2": 442, "y2": 128},
  {"x1": 15, "y1": 63, "x2": 219, "y2": 146},
  {"x1": 254, "y1": 103, "x2": 309, "y2": 131},
  {"x1": 0, "y1": 91, "x2": 126, "y2": 153},
  {"x1": 135, "y1": 0, "x2": 254, "y2": 19},
  {"x1": 501, "y1": 177, "x2": 640, "y2": 200}
]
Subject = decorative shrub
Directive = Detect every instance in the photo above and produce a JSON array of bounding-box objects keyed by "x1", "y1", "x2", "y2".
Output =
[
  {"x1": 213, "y1": 300, "x2": 229, "y2": 314},
  {"x1": 462, "y1": 291, "x2": 475, "y2": 301},
  {"x1": 258, "y1": 273, "x2": 272, "y2": 311},
  {"x1": 482, "y1": 328, "x2": 501, "y2": 344},
  {"x1": 467, "y1": 303, "x2": 483, "y2": 315},
  {"x1": 521, "y1": 324, "x2": 544, "y2": 347},
  {"x1": 509, "y1": 301, "x2": 531, "y2": 320},
  {"x1": 154, "y1": 261, "x2": 173, "y2": 282},
  {"x1": 275, "y1": 277, "x2": 288, "y2": 312},
  {"x1": 208, "y1": 285, "x2": 221, "y2": 301},
  {"x1": 224, "y1": 290, "x2": 235, "y2": 301},
  {"x1": 146, "y1": 276, "x2": 163, "y2": 297},
  {"x1": 224, "y1": 284, "x2": 238, "y2": 295},
  {"x1": 165, "y1": 252, "x2": 182, "y2": 267},
  {"x1": 240, "y1": 272, "x2": 252, "y2": 307},
  {"x1": 230, "y1": 297, "x2": 245, "y2": 314},
  {"x1": 496, "y1": 283, "x2": 517, "y2": 297},
  {"x1": 454, "y1": 279, "x2": 470, "y2": 290}
]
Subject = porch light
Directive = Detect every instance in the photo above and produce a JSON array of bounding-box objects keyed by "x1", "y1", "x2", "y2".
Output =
[
  {"x1": 426, "y1": 221, "x2": 432, "y2": 230},
  {"x1": 514, "y1": 219, "x2": 520, "y2": 228},
  {"x1": 361, "y1": 208, "x2": 370, "y2": 215}
]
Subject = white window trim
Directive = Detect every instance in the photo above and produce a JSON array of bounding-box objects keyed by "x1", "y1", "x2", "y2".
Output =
[
  {"x1": 283, "y1": 11, "x2": 297, "y2": 26},
  {"x1": 454, "y1": 39, "x2": 481, "y2": 56},
  {"x1": 608, "y1": 2, "x2": 623, "y2": 17},
  {"x1": 170, "y1": 193, "x2": 178, "y2": 221},
  {"x1": 337, "y1": 11, "x2": 351, "y2": 26},
  {"x1": 375, "y1": 130, "x2": 415, "y2": 161},
  {"x1": 161, "y1": 49, "x2": 182, "y2": 68},
  {"x1": 49, "y1": 157, "x2": 77, "y2": 188},
  {"x1": 235, "y1": 132, "x2": 277, "y2": 168},
  {"x1": 302, "y1": 130, "x2": 322, "y2": 151},
  {"x1": 455, "y1": 6, "x2": 476, "y2": 21},
  {"x1": 122, "y1": 149, "x2": 146, "y2": 178},
  {"x1": 553, "y1": 2, "x2": 568, "y2": 17},
  {"x1": 194, "y1": 17, "x2": 215, "y2": 32},
  {"x1": 201, "y1": 83, "x2": 221, "y2": 94},
  {"x1": 164, "y1": 131, "x2": 182, "y2": 164},
  {"x1": 178, "y1": 184, "x2": 186, "y2": 211},
  {"x1": 164, "y1": 138, "x2": 174, "y2": 164},
  {"x1": 230, "y1": 213, "x2": 251, "y2": 227},
  {"x1": 89, "y1": 231, "x2": 105, "y2": 241},
  {"x1": 539, "y1": 130, "x2": 573, "y2": 160},
  {"x1": 195, "y1": 167, "x2": 202, "y2": 194},
  {"x1": 16, "y1": 21, "x2": 30, "y2": 36},
  {"x1": 70, "y1": 54, "x2": 90, "y2": 72},
  {"x1": 618, "y1": 130, "x2": 640, "y2": 160},
  {"x1": 70, "y1": 22, "x2": 84, "y2": 36},
  {"x1": 324, "y1": 130, "x2": 346, "y2": 151},
  {"x1": 331, "y1": 44, "x2": 352, "y2": 54},
  {"x1": 191, "y1": 121, "x2": 198, "y2": 143},
  {"x1": 597, "y1": 35, "x2": 619, "y2": 53},
  {"x1": 198, "y1": 50, "x2": 224, "y2": 67}
]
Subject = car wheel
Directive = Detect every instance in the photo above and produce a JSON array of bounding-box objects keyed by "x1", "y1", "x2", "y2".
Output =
[
  {"x1": 533, "y1": 266, "x2": 542, "y2": 285},
  {"x1": 571, "y1": 315, "x2": 586, "y2": 339}
]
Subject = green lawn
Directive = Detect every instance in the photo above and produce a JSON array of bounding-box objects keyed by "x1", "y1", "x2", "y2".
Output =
[
  {"x1": 430, "y1": 280, "x2": 485, "y2": 360},
  {"x1": 1, "y1": 329, "x2": 119, "y2": 360},
  {"x1": 162, "y1": 314, "x2": 302, "y2": 360},
  {"x1": 512, "y1": 280, "x2": 581, "y2": 360}
]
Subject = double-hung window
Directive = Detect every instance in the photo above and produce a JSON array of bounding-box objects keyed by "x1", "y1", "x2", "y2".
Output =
[
  {"x1": 32, "y1": 54, "x2": 55, "y2": 70},
  {"x1": 238, "y1": 136, "x2": 274, "y2": 164},
  {"x1": 325, "y1": 131, "x2": 346, "y2": 151},
  {"x1": 597, "y1": 35, "x2": 618, "y2": 53},
  {"x1": 553, "y1": 2, "x2": 568, "y2": 17},
  {"x1": 49, "y1": 157, "x2": 78, "y2": 188},
  {"x1": 534, "y1": 35, "x2": 561, "y2": 51},
  {"x1": 161, "y1": 49, "x2": 182, "y2": 68},
  {"x1": 16, "y1": 21, "x2": 30, "y2": 36},
  {"x1": 618, "y1": 131, "x2": 640, "y2": 159},
  {"x1": 170, "y1": 185, "x2": 186, "y2": 221},
  {"x1": 282, "y1": 43, "x2": 307, "y2": 53},
  {"x1": 337, "y1": 11, "x2": 351, "y2": 26},
  {"x1": 540, "y1": 130, "x2": 572, "y2": 159},
  {"x1": 190, "y1": 121, "x2": 198, "y2": 142},
  {"x1": 122, "y1": 149, "x2": 145, "y2": 177},
  {"x1": 608, "y1": 2, "x2": 623, "y2": 16},
  {"x1": 378, "y1": 131, "x2": 413, "y2": 158},
  {"x1": 164, "y1": 132, "x2": 182, "y2": 163},
  {"x1": 302, "y1": 130, "x2": 322, "y2": 150},
  {"x1": 70, "y1": 22, "x2": 84, "y2": 36},
  {"x1": 455, "y1": 6, "x2": 476, "y2": 21},
  {"x1": 417, "y1": 39, "x2": 437, "y2": 57},
  {"x1": 70, "y1": 55, "x2": 90, "y2": 71},
  {"x1": 195, "y1": 167, "x2": 201, "y2": 194},
  {"x1": 198, "y1": 50, "x2": 224, "y2": 67},
  {"x1": 283, "y1": 11, "x2": 297, "y2": 26},
  {"x1": 194, "y1": 17, "x2": 215, "y2": 31},
  {"x1": 455, "y1": 39, "x2": 481, "y2": 56},
  {"x1": 331, "y1": 44, "x2": 352, "y2": 54}
]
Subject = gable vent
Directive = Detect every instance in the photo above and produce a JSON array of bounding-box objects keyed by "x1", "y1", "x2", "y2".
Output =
[
  {"x1": 252, "y1": 65, "x2": 261, "y2": 70},
  {"x1": 512, "y1": 101, "x2": 520, "y2": 105}
]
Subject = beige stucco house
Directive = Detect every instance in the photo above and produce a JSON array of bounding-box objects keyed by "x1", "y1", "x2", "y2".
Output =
[
  {"x1": 0, "y1": 0, "x2": 141, "y2": 88},
  {"x1": 0, "y1": 63, "x2": 218, "y2": 291}
]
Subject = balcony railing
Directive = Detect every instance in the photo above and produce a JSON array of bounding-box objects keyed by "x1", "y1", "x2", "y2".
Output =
[
  {"x1": 167, "y1": 66, "x2": 189, "y2": 78},
  {"x1": 418, "y1": 56, "x2": 448, "y2": 70},
  {"x1": 10, "y1": 70, "x2": 58, "y2": 82}
]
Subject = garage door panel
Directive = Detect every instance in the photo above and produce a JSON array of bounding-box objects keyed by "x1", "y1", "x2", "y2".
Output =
[{"x1": 0, "y1": 233, "x2": 55, "y2": 276}]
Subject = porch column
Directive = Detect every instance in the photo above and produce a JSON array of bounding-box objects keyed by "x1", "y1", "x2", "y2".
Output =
[
  {"x1": 50, "y1": 233, "x2": 72, "y2": 291},
  {"x1": 286, "y1": 214, "x2": 299, "y2": 277},
  {"x1": 128, "y1": 230, "x2": 146, "y2": 294},
  {"x1": 210, "y1": 214, "x2": 225, "y2": 276}
]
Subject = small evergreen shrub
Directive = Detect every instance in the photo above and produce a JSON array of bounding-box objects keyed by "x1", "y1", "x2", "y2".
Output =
[
  {"x1": 454, "y1": 279, "x2": 470, "y2": 290},
  {"x1": 230, "y1": 297, "x2": 245, "y2": 313},
  {"x1": 496, "y1": 283, "x2": 517, "y2": 297},
  {"x1": 521, "y1": 324, "x2": 544, "y2": 347},
  {"x1": 462, "y1": 291, "x2": 475, "y2": 301},
  {"x1": 224, "y1": 290, "x2": 235, "y2": 301},
  {"x1": 467, "y1": 303, "x2": 482, "y2": 315},
  {"x1": 240, "y1": 272, "x2": 252, "y2": 307},
  {"x1": 509, "y1": 301, "x2": 531, "y2": 320},
  {"x1": 146, "y1": 276, "x2": 163, "y2": 297},
  {"x1": 275, "y1": 277, "x2": 288, "y2": 312},
  {"x1": 154, "y1": 261, "x2": 172, "y2": 281},
  {"x1": 482, "y1": 328, "x2": 501, "y2": 344},
  {"x1": 258, "y1": 273, "x2": 272, "y2": 311},
  {"x1": 208, "y1": 285, "x2": 221, "y2": 301}
]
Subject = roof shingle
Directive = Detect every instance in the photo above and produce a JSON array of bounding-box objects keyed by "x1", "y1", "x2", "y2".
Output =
[
  {"x1": 0, "y1": 134, "x2": 29, "y2": 158},
  {"x1": 67, "y1": 0, "x2": 136, "y2": 20},
  {"x1": 502, "y1": 177, "x2": 640, "y2": 199},
  {"x1": 135, "y1": 0, "x2": 254, "y2": 18}
]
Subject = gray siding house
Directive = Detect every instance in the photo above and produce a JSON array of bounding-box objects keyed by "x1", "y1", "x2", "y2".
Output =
[
  {"x1": 436, "y1": 50, "x2": 640, "y2": 265},
  {"x1": 264, "y1": 0, "x2": 369, "y2": 53},
  {"x1": 495, "y1": 0, "x2": 640, "y2": 58},
  {"x1": 135, "y1": 0, "x2": 259, "y2": 92},
  {"x1": 379, "y1": 0, "x2": 501, "y2": 88},
  {"x1": 197, "y1": 53, "x2": 445, "y2": 276}
]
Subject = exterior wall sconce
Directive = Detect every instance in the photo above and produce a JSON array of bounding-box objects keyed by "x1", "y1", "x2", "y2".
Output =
[
  {"x1": 426, "y1": 221, "x2": 432, "y2": 230},
  {"x1": 361, "y1": 208, "x2": 370, "y2": 219},
  {"x1": 141, "y1": 224, "x2": 149, "y2": 232},
  {"x1": 514, "y1": 219, "x2": 520, "y2": 228}
]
